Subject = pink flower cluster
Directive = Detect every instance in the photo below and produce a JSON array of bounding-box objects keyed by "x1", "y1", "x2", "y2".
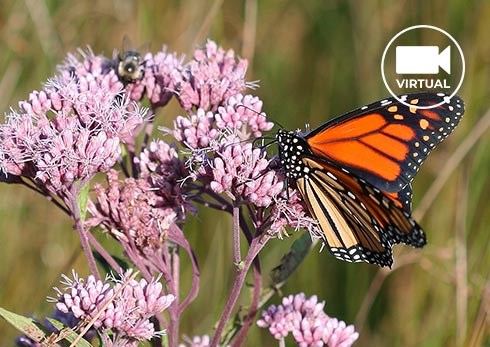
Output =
[
  {"x1": 209, "y1": 138, "x2": 283, "y2": 207},
  {"x1": 58, "y1": 47, "x2": 122, "y2": 93},
  {"x1": 124, "y1": 47, "x2": 184, "y2": 107},
  {"x1": 176, "y1": 40, "x2": 249, "y2": 112},
  {"x1": 88, "y1": 168, "x2": 187, "y2": 254},
  {"x1": 215, "y1": 94, "x2": 271, "y2": 138},
  {"x1": 0, "y1": 70, "x2": 145, "y2": 196},
  {"x1": 172, "y1": 93, "x2": 272, "y2": 149},
  {"x1": 257, "y1": 293, "x2": 359, "y2": 347},
  {"x1": 135, "y1": 139, "x2": 193, "y2": 215},
  {"x1": 170, "y1": 94, "x2": 281, "y2": 208},
  {"x1": 54, "y1": 271, "x2": 175, "y2": 343},
  {"x1": 3, "y1": 40, "x2": 334, "y2": 346},
  {"x1": 172, "y1": 108, "x2": 221, "y2": 150},
  {"x1": 269, "y1": 190, "x2": 320, "y2": 237},
  {"x1": 0, "y1": 38, "x2": 316, "y2": 238}
]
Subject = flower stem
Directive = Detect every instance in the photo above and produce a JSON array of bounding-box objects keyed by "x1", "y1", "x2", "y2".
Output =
[
  {"x1": 233, "y1": 205, "x2": 242, "y2": 266},
  {"x1": 159, "y1": 245, "x2": 178, "y2": 347},
  {"x1": 210, "y1": 233, "x2": 271, "y2": 347},
  {"x1": 75, "y1": 219, "x2": 100, "y2": 280},
  {"x1": 68, "y1": 186, "x2": 100, "y2": 280},
  {"x1": 168, "y1": 224, "x2": 200, "y2": 315},
  {"x1": 170, "y1": 245, "x2": 180, "y2": 347},
  {"x1": 230, "y1": 257, "x2": 262, "y2": 346}
]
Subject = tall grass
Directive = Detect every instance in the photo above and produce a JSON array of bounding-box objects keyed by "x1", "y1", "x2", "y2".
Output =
[{"x1": 0, "y1": 1, "x2": 488, "y2": 345}]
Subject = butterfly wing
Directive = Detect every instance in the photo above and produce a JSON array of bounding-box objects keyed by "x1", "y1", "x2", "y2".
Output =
[
  {"x1": 275, "y1": 93, "x2": 464, "y2": 267},
  {"x1": 305, "y1": 93, "x2": 464, "y2": 192},
  {"x1": 296, "y1": 157, "x2": 425, "y2": 267},
  {"x1": 384, "y1": 182, "x2": 413, "y2": 213}
]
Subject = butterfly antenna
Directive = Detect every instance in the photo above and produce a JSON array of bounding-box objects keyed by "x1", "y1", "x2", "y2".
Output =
[
  {"x1": 251, "y1": 136, "x2": 276, "y2": 148},
  {"x1": 235, "y1": 104, "x2": 285, "y2": 130},
  {"x1": 270, "y1": 119, "x2": 285, "y2": 129},
  {"x1": 236, "y1": 103, "x2": 263, "y2": 115}
]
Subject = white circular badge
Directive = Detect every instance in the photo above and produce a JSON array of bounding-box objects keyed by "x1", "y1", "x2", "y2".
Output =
[{"x1": 381, "y1": 25, "x2": 465, "y2": 110}]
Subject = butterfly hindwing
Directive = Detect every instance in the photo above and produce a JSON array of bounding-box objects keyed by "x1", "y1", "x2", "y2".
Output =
[
  {"x1": 383, "y1": 183, "x2": 413, "y2": 213},
  {"x1": 299, "y1": 158, "x2": 425, "y2": 266},
  {"x1": 296, "y1": 158, "x2": 393, "y2": 267},
  {"x1": 305, "y1": 93, "x2": 464, "y2": 192}
]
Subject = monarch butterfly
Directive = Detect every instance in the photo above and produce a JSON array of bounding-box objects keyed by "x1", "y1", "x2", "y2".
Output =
[{"x1": 276, "y1": 93, "x2": 464, "y2": 267}]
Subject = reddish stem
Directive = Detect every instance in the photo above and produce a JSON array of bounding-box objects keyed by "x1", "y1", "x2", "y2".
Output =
[
  {"x1": 170, "y1": 246, "x2": 180, "y2": 347},
  {"x1": 75, "y1": 218, "x2": 100, "y2": 280},
  {"x1": 68, "y1": 185, "x2": 100, "y2": 280},
  {"x1": 210, "y1": 233, "x2": 271, "y2": 347},
  {"x1": 167, "y1": 224, "x2": 200, "y2": 315},
  {"x1": 233, "y1": 206, "x2": 242, "y2": 265},
  {"x1": 230, "y1": 257, "x2": 262, "y2": 346},
  {"x1": 159, "y1": 245, "x2": 178, "y2": 347}
]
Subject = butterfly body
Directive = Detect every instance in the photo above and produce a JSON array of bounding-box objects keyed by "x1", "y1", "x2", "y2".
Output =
[{"x1": 277, "y1": 93, "x2": 464, "y2": 267}]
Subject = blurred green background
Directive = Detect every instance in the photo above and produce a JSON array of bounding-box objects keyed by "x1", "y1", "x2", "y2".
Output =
[{"x1": 0, "y1": 1, "x2": 489, "y2": 346}]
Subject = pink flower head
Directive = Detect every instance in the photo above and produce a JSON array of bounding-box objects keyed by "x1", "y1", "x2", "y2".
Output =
[
  {"x1": 208, "y1": 136, "x2": 283, "y2": 207},
  {"x1": 215, "y1": 94, "x2": 273, "y2": 138},
  {"x1": 135, "y1": 139, "x2": 195, "y2": 217},
  {"x1": 57, "y1": 47, "x2": 123, "y2": 94},
  {"x1": 88, "y1": 169, "x2": 185, "y2": 253},
  {"x1": 257, "y1": 293, "x2": 359, "y2": 347},
  {"x1": 169, "y1": 88, "x2": 284, "y2": 210},
  {"x1": 176, "y1": 40, "x2": 248, "y2": 112},
  {"x1": 171, "y1": 93, "x2": 272, "y2": 151},
  {"x1": 125, "y1": 47, "x2": 184, "y2": 107},
  {"x1": 53, "y1": 270, "x2": 175, "y2": 343},
  {"x1": 1, "y1": 75, "x2": 146, "y2": 196},
  {"x1": 269, "y1": 189, "x2": 320, "y2": 238},
  {"x1": 172, "y1": 108, "x2": 220, "y2": 149}
]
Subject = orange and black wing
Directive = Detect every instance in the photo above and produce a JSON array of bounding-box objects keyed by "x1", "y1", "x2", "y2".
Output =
[
  {"x1": 295, "y1": 158, "x2": 426, "y2": 267},
  {"x1": 305, "y1": 93, "x2": 464, "y2": 193}
]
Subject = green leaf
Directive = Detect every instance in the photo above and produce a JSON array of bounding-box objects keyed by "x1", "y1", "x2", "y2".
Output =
[
  {"x1": 94, "y1": 251, "x2": 130, "y2": 274},
  {"x1": 0, "y1": 307, "x2": 93, "y2": 346},
  {"x1": 77, "y1": 182, "x2": 90, "y2": 221},
  {"x1": 270, "y1": 233, "x2": 313, "y2": 285},
  {"x1": 0, "y1": 306, "x2": 47, "y2": 342},
  {"x1": 46, "y1": 318, "x2": 93, "y2": 347},
  {"x1": 120, "y1": 143, "x2": 128, "y2": 161}
]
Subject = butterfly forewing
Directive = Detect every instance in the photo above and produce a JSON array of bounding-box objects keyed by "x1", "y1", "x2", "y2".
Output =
[{"x1": 305, "y1": 93, "x2": 464, "y2": 192}]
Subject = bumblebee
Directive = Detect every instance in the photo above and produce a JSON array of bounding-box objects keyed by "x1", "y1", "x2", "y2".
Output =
[{"x1": 116, "y1": 50, "x2": 145, "y2": 84}]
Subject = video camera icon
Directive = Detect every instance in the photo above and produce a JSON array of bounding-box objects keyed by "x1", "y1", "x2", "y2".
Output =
[{"x1": 396, "y1": 46, "x2": 451, "y2": 74}]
